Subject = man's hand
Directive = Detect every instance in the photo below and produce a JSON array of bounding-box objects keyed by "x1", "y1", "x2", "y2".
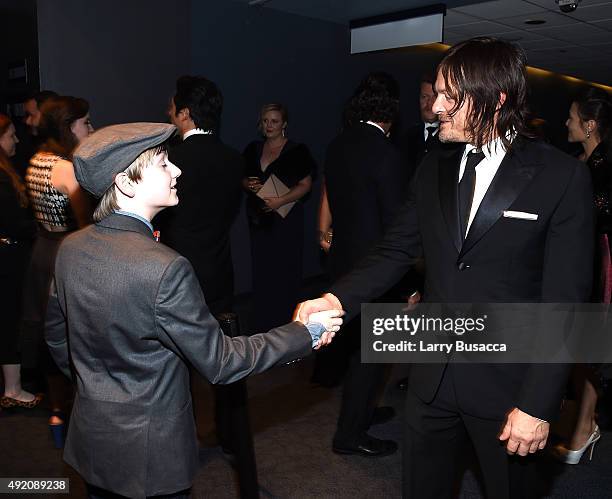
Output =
[
  {"x1": 498, "y1": 407, "x2": 549, "y2": 456},
  {"x1": 294, "y1": 293, "x2": 343, "y2": 324},
  {"x1": 402, "y1": 290, "x2": 421, "y2": 312},
  {"x1": 307, "y1": 309, "x2": 344, "y2": 349}
]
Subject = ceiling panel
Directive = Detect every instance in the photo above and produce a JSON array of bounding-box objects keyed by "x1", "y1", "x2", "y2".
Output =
[
  {"x1": 530, "y1": 23, "x2": 611, "y2": 43},
  {"x1": 444, "y1": 10, "x2": 480, "y2": 27},
  {"x1": 582, "y1": 41, "x2": 612, "y2": 53},
  {"x1": 446, "y1": 0, "x2": 612, "y2": 85},
  {"x1": 593, "y1": 18, "x2": 612, "y2": 29},
  {"x1": 569, "y1": 4, "x2": 612, "y2": 21},
  {"x1": 455, "y1": 0, "x2": 546, "y2": 18},
  {"x1": 494, "y1": 30, "x2": 549, "y2": 42},
  {"x1": 518, "y1": 38, "x2": 571, "y2": 49},
  {"x1": 495, "y1": 11, "x2": 577, "y2": 29},
  {"x1": 231, "y1": 0, "x2": 489, "y2": 24},
  {"x1": 521, "y1": 0, "x2": 612, "y2": 7},
  {"x1": 446, "y1": 20, "x2": 517, "y2": 35},
  {"x1": 443, "y1": 31, "x2": 470, "y2": 44}
]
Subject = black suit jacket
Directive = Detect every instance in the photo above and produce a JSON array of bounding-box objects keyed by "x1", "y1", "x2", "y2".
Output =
[
  {"x1": 155, "y1": 134, "x2": 244, "y2": 314},
  {"x1": 324, "y1": 123, "x2": 409, "y2": 281},
  {"x1": 401, "y1": 122, "x2": 451, "y2": 180},
  {"x1": 331, "y1": 138, "x2": 594, "y2": 421}
]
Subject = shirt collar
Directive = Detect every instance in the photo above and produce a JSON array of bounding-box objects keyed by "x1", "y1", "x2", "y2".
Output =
[
  {"x1": 183, "y1": 128, "x2": 213, "y2": 140},
  {"x1": 464, "y1": 134, "x2": 513, "y2": 162},
  {"x1": 424, "y1": 122, "x2": 439, "y2": 129},
  {"x1": 362, "y1": 120, "x2": 386, "y2": 135},
  {"x1": 114, "y1": 210, "x2": 154, "y2": 233}
]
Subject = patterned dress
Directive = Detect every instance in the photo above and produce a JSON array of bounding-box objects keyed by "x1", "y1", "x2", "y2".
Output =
[
  {"x1": 21, "y1": 152, "x2": 78, "y2": 368},
  {"x1": 26, "y1": 152, "x2": 75, "y2": 232}
]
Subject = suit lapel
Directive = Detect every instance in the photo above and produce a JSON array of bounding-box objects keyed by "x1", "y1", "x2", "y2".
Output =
[
  {"x1": 460, "y1": 141, "x2": 544, "y2": 257},
  {"x1": 438, "y1": 147, "x2": 465, "y2": 253}
]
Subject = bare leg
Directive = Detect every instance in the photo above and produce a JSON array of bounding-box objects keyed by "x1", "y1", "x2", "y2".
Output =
[
  {"x1": 2, "y1": 364, "x2": 36, "y2": 402},
  {"x1": 568, "y1": 368, "x2": 598, "y2": 450}
]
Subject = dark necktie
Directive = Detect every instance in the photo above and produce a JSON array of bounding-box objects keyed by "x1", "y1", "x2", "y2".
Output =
[
  {"x1": 424, "y1": 126, "x2": 438, "y2": 150},
  {"x1": 458, "y1": 149, "x2": 485, "y2": 240}
]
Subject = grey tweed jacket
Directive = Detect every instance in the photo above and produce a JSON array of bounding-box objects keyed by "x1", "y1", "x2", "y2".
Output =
[{"x1": 45, "y1": 213, "x2": 311, "y2": 498}]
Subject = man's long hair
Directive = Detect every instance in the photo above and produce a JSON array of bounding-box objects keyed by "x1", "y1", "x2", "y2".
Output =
[
  {"x1": 344, "y1": 71, "x2": 400, "y2": 125},
  {"x1": 438, "y1": 37, "x2": 533, "y2": 150}
]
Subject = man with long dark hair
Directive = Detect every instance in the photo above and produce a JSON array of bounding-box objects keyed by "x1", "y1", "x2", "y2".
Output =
[
  {"x1": 298, "y1": 37, "x2": 594, "y2": 498},
  {"x1": 318, "y1": 72, "x2": 408, "y2": 456}
]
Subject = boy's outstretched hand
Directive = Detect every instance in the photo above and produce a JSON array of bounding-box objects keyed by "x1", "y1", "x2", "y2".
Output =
[{"x1": 294, "y1": 294, "x2": 345, "y2": 349}]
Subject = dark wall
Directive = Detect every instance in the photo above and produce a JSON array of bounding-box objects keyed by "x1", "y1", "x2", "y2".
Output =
[
  {"x1": 0, "y1": 0, "x2": 38, "y2": 114},
  {"x1": 188, "y1": 1, "x2": 350, "y2": 292},
  {"x1": 527, "y1": 69, "x2": 610, "y2": 153},
  {"x1": 37, "y1": 0, "x2": 191, "y2": 125}
]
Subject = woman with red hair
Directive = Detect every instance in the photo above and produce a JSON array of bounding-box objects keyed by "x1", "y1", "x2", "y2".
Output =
[{"x1": 0, "y1": 113, "x2": 39, "y2": 410}]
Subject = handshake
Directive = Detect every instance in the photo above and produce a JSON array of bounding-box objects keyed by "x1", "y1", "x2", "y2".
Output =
[{"x1": 294, "y1": 293, "x2": 344, "y2": 350}]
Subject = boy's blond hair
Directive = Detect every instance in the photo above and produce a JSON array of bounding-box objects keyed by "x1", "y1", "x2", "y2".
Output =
[{"x1": 93, "y1": 145, "x2": 166, "y2": 222}]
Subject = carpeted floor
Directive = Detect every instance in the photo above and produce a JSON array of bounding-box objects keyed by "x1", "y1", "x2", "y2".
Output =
[
  {"x1": 1, "y1": 357, "x2": 611, "y2": 499},
  {"x1": 2, "y1": 281, "x2": 611, "y2": 498}
]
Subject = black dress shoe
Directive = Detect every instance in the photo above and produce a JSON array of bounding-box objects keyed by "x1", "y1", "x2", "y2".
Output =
[
  {"x1": 396, "y1": 376, "x2": 409, "y2": 391},
  {"x1": 370, "y1": 406, "x2": 395, "y2": 426},
  {"x1": 333, "y1": 435, "x2": 398, "y2": 457}
]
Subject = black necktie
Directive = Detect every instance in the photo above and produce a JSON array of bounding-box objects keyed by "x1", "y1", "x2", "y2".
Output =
[
  {"x1": 458, "y1": 149, "x2": 485, "y2": 240},
  {"x1": 425, "y1": 126, "x2": 438, "y2": 150}
]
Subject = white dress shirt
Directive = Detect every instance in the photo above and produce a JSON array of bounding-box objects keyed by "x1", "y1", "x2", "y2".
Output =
[
  {"x1": 363, "y1": 120, "x2": 386, "y2": 134},
  {"x1": 458, "y1": 137, "x2": 509, "y2": 235},
  {"x1": 423, "y1": 122, "x2": 439, "y2": 141},
  {"x1": 182, "y1": 128, "x2": 212, "y2": 140}
]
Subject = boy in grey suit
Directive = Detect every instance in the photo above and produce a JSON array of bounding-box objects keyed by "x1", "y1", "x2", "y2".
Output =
[{"x1": 45, "y1": 123, "x2": 342, "y2": 499}]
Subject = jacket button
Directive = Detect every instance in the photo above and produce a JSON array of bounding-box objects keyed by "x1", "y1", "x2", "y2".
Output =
[{"x1": 457, "y1": 262, "x2": 469, "y2": 271}]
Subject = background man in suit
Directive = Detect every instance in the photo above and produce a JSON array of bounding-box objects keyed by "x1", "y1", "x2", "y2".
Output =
[
  {"x1": 157, "y1": 76, "x2": 259, "y2": 498},
  {"x1": 46, "y1": 123, "x2": 342, "y2": 499},
  {"x1": 317, "y1": 72, "x2": 409, "y2": 457},
  {"x1": 400, "y1": 74, "x2": 443, "y2": 180},
  {"x1": 297, "y1": 37, "x2": 593, "y2": 498},
  {"x1": 158, "y1": 75, "x2": 242, "y2": 316}
]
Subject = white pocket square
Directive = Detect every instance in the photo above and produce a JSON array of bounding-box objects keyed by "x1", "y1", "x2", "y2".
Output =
[{"x1": 503, "y1": 210, "x2": 538, "y2": 221}]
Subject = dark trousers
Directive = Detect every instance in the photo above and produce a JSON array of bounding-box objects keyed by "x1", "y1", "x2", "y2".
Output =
[
  {"x1": 403, "y1": 364, "x2": 538, "y2": 499},
  {"x1": 208, "y1": 310, "x2": 259, "y2": 499},
  {"x1": 333, "y1": 317, "x2": 386, "y2": 445},
  {"x1": 213, "y1": 381, "x2": 259, "y2": 499}
]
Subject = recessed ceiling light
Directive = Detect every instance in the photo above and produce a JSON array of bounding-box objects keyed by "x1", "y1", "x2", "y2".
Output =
[{"x1": 524, "y1": 19, "x2": 546, "y2": 25}]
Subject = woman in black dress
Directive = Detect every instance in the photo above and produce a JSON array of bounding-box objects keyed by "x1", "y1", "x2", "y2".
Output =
[
  {"x1": 0, "y1": 114, "x2": 40, "y2": 409},
  {"x1": 553, "y1": 88, "x2": 612, "y2": 463},
  {"x1": 244, "y1": 103, "x2": 315, "y2": 331},
  {"x1": 22, "y1": 96, "x2": 93, "y2": 446}
]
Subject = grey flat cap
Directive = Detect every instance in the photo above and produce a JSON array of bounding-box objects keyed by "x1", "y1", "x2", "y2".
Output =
[{"x1": 73, "y1": 122, "x2": 176, "y2": 197}]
